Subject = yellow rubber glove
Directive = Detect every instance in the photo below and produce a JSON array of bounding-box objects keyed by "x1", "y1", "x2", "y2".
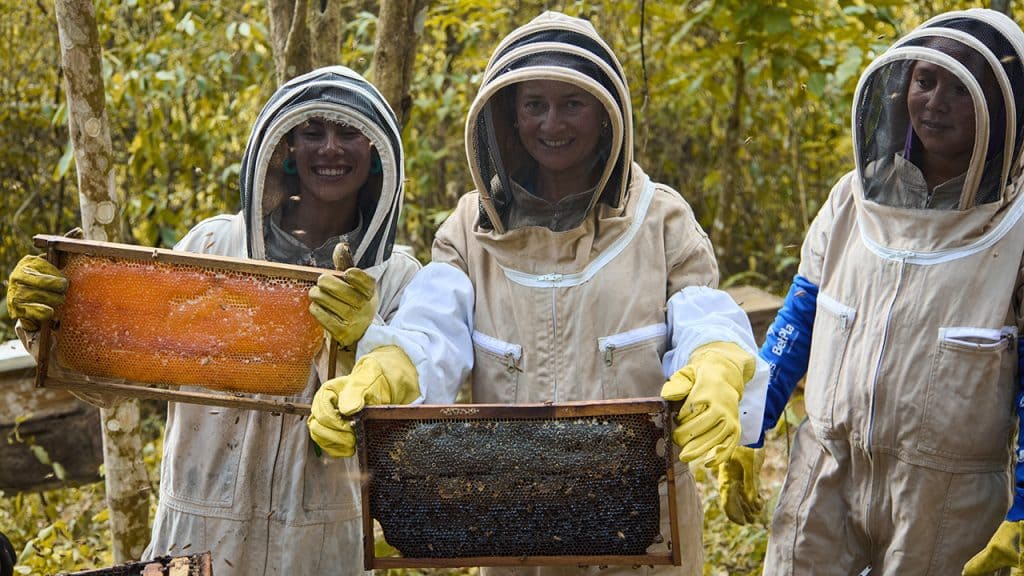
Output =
[
  {"x1": 307, "y1": 345, "x2": 419, "y2": 458},
  {"x1": 6, "y1": 254, "x2": 68, "y2": 332},
  {"x1": 661, "y1": 341, "x2": 754, "y2": 468},
  {"x1": 308, "y1": 268, "x2": 378, "y2": 347},
  {"x1": 718, "y1": 446, "x2": 764, "y2": 525},
  {"x1": 963, "y1": 520, "x2": 1024, "y2": 575}
]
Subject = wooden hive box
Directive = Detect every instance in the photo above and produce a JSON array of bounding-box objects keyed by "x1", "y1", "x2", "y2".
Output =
[
  {"x1": 0, "y1": 339, "x2": 103, "y2": 493},
  {"x1": 725, "y1": 285, "x2": 783, "y2": 343}
]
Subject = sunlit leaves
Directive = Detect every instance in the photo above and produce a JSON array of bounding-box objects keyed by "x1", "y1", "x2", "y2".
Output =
[{"x1": 0, "y1": 0, "x2": 992, "y2": 336}]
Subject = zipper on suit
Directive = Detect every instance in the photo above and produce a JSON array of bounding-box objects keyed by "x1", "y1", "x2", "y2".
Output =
[
  {"x1": 604, "y1": 344, "x2": 616, "y2": 366},
  {"x1": 598, "y1": 324, "x2": 669, "y2": 367},
  {"x1": 1001, "y1": 329, "x2": 1016, "y2": 351},
  {"x1": 504, "y1": 351, "x2": 518, "y2": 373},
  {"x1": 550, "y1": 284, "x2": 559, "y2": 402},
  {"x1": 867, "y1": 255, "x2": 908, "y2": 456},
  {"x1": 861, "y1": 256, "x2": 907, "y2": 552},
  {"x1": 471, "y1": 331, "x2": 523, "y2": 373}
]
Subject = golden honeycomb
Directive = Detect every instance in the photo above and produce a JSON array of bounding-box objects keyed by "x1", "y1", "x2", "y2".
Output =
[{"x1": 54, "y1": 253, "x2": 323, "y2": 395}]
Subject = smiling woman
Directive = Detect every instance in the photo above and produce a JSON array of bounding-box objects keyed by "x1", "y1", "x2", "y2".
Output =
[
  {"x1": 309, "y1": 11, "x2": 770, "y2": 576},
  {"x1": 512, "y1": 79, "x2": 608, "y2": 203},
  {"x1": 281, "y1": 119, "x2": 375, "y2": 249}
]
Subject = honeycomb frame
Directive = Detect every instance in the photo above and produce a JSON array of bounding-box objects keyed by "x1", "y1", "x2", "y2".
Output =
[
  {"x1": 59, "y1": 552, "x2": 213, "y2": 575},
  {"x1": 356, "y1": 398, "x2": 683, "y2": 569},
  {"x1": 32, "y1": 234, "x2": 336, "y2": 415}
]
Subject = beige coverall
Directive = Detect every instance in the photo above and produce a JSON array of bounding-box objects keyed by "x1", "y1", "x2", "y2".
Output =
[
  {"x1": 764, "y1": 10, "x2": 1024, "y2": 574},
  {"x1": 359, "y1": 11, "x2": 768, "y2": 575}
]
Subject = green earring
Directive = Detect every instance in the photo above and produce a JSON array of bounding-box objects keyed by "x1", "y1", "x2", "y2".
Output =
[
  {"x1": 283, "y1": 157, "x2": 297, "y2": 175},
  {"x1": 370, "y1": 153, "x2": 382, "y2": 175}
]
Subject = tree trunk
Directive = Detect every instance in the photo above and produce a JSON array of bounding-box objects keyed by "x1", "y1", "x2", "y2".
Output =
[
  {"x1": 54, "y1": 0, "x2": 151, "y2": 563},
  {"x1": 372, "y1": 0, "x2": 428, "y2": 127},
  {"x1": 711, "y1": 53, "x2": 746, "y2": 270},
  {"x1": 267, "y1": 0, "x2": 346, "y2": 85}
]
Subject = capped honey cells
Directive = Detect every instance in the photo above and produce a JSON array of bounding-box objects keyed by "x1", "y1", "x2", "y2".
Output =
[
  {"x1": 54, "y1": 253, "x2": 322, "y2": 395},
  {"x1": 361, "y1": 410, "x2": 670, "y2": 559}
]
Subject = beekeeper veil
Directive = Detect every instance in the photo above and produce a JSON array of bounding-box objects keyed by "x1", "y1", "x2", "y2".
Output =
[
  {"x1": 238, "y1": 66, "x2": 404, "y2": 268},
  {"x1": 464, "y1": 11, "x2": 632, "y2": 234},
  {"x1": 854, "y1": 9, "x2": 1024, "y2": 210}
]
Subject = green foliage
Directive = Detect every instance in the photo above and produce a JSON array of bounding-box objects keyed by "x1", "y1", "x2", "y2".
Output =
[
  {"x1": 1, "y1": 487, "x2": 113, "y2": 574},
  {"x1": 97, "y1": 0, "x2": 274, "y2": 248},
  {"x1": 0, "y1": 0, "x2": 273, "y2": 342},
  {"x1": 0, "y1": 0, "x2": 1004, "y2": 570}
]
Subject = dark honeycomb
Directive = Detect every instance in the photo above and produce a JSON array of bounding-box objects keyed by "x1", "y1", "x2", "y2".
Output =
[{"x1": 361, "y1": 411, "x2": 670, "y2": 558}]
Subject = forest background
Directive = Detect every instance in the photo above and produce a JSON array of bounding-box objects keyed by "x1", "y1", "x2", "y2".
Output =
[{"x1": 0, "y1": 0, "x2": 1013, "y2": 574}]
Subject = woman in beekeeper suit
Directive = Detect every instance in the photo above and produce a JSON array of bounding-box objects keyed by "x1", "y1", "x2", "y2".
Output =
[
  {"x1": 307, "y1": 11, "x2": 768, "y2": 575},
  {"x1": 6, "y1": 66, "x2": 420, "y2": 575},
  {"x1": 729, "y1": 9, "x2": 1024, "y2": 575}
]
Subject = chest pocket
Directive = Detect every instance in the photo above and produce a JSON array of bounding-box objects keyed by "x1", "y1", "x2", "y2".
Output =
[
  {"x1": 917, "y1": 326, "x2": 1017, "y2": 467},
  {"x1": 598, "y1": 324, "x2": 668, "y2": 399},
  {"x1": 804, "y1": 292, "x2": 856, "y2": 438},
  {"x1": 471, "y1": 330, "x2": 522, "y2": 403}
]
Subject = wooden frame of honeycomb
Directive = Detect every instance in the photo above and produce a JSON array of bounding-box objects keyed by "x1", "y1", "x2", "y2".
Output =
[
  {"x1": 61, "y1": 552, "x2": 213, "y2": 575},
  {"x1": 32, "y1": 234, "x2": 339, "y2": 415},
  {"x1": 356, "y1": 398, "x2": 683, "y2": 569}
]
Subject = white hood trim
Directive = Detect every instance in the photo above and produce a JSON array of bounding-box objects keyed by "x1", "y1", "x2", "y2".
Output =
[
  {"x1": 248, "y1": 99, "x2": 401, "y2": 265},
  {"x1": 859, "y1": 181, "x2": 1024, "y2": 264},
  {"x1": 497, "y1": 175, "x2": 654, "y2": 288},
  {"x1": 852, "y1": 47, "x2": 990, "y2": 210}
]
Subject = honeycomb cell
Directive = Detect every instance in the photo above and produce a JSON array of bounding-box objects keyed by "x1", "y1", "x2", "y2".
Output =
[
  {"x1": 54, "y1": 253, "x2": 322, "y2": 395},
  {"x1": 361, "y1": 410, "x2": 670, "y2": 559}
]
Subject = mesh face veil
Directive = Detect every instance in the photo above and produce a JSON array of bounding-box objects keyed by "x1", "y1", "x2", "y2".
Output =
[
  {"x1": 239, "y1": 66, "x2": 404, "y2": 268},
  {"x1": 464, "y1": 12, "x2": 632, "y2": 234},
  {"x1": 853, "y1": 9, "x2": 1024, "y2": 211}
]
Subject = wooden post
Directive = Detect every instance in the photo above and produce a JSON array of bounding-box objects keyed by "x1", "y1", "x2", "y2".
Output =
[{"x1": 990, "y1": 0, "x2": 1012, "y2": 17}]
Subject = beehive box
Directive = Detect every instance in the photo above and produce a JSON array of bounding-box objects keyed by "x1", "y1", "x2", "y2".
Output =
[
  {"x1": 725, "y1": 285, "x2": 783, "y2": 343},
  {"x1": 356, "y1": 398, "x2": 682, "y2": 569},
  {"x1": 33, "y1": 235, "x2": 336, "y2": 414},
  {"x1": 0, "y1": 339, "x2": 103, "y2": 492}
]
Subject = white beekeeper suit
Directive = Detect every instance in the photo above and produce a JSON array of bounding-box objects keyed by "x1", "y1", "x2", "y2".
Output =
[{"x1": 140, "y1": 66, "x2": 419, "y2": 575}]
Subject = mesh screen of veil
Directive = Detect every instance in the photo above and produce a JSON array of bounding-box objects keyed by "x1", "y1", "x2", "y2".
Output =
[
  {"x1": 45, "y1": 239, "x2": 323, "y2": 397},
  {"x1": 357, "y1": 400, "x2": 681, "y2": 568}
]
